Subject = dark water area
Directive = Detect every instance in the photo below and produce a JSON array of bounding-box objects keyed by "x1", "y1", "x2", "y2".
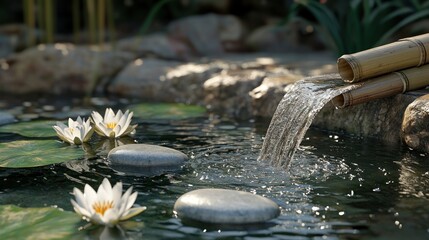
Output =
[{"x1": 0, "y1": 97, "x2": 429, "y2": 239}]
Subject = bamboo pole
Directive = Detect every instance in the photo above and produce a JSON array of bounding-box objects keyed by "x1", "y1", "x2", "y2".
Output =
[
  {"x1": 332, "y1": 64, "x2": 429, "y2": 108},
  {"x1": 23, "y1": 0, "x2": 36, "y2": 46},
  {"x1": 337, "y1": 33, "x2": 429, "y2": 83},
  {"x1": 106, "y1": 0, "x2": 116, "y2": 45},
  {"x1": 86, "y1": 0, "x2": 96, "y2": 44},
  {"x1": 97, "y1": 0, "x2": 105, "y2": 46},
  {"x1": 37, "y1": 0, "x2": 45, "y2": 42},
  {"x1": 44, "y1": 0, "x2": 54, "y2": 43},
  {"x1": 72, "y1": 0, "x2": 81, "y2": 43}
]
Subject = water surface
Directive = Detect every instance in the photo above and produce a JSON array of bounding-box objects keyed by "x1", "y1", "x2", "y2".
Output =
[{"x1": 0, "y1": 102, "x2": 428, "y2": 239}]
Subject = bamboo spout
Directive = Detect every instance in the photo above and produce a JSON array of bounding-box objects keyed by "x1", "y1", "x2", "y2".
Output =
[
  {"x1": 333, "y1": 64, "x2": 429, "y2": 108},
  {"x1": 337, "y1": 33, "x2": 429, "y2": 83}
]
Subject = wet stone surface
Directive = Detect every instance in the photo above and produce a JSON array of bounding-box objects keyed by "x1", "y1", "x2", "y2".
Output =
[
  {"x1": 0, "y1": 111, "x2": 15, "y2": 125},
  {"x1": 174, "y1": 188, "x2": 280, "y2": 224},
  {"x1": 107, "y1": 144, "x2": 187, "y2": 176}
]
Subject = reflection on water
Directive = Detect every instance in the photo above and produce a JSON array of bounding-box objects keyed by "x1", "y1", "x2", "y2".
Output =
[
  {"x1": 0, "y1": 115, "x2": 429, "y2": 239},
  {"x1": 397, "y1": 153, "x2": 429, "y2": 198}
]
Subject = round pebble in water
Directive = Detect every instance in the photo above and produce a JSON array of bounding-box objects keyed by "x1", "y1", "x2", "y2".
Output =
[
  {"x1": 174, "y1": 188, "x2": 280, "y2": 224},
  {"x1": 108, "y1": 144, "x2": 187, "y2": 176}
]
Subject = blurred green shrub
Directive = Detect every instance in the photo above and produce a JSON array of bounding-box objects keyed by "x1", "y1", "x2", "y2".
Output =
[{"x1": 291, "y1": 0, "x2": 429, "y2": 56}]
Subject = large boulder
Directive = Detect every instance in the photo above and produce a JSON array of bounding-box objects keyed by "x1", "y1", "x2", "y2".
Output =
[
  {"x1": 249, "y1": 71, "x2": 303, "y2": 118},
  {"x1": 115, "y1": 33, "x2": 194, "y2": 60},
  {"x1": 108, "y1": 58, "x2": 225, "y2": 104},
  {"x1": 161, "y1": 61, "x2": 227, "y2": 104},
  {"x1": 245, "y1": 20, "x2": 324, "y2": 52},
  {"x1": 0, "y1": 44, "x2": 133, "y2": 94},
  {"x1": 401, "y1": 94, "x2": 429, "y2": 152},
  {"x1": 168, "y1": 14, "x2": 244, "y2": 55},
  {"x1": 203, "y1": 69, "x2": 266, "y2": 119},
  {"x1": 108, "y1": 58, "x2": 182, "y2": 101}
]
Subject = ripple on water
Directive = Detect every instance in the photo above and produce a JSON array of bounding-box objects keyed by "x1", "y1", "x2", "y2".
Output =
[{"x1": 0, "y1": 114, "x2": 427, "y2": 239}]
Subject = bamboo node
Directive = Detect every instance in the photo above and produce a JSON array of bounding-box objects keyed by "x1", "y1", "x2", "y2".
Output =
[
  {"x1": 399, "y1": 38, "x2": 427, "y2": 67},
  {"x1": 393, "y1": 71, "x2": 409, "y2": 93}
]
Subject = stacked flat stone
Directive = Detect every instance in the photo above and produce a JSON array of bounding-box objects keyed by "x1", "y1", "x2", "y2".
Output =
[
  {"x1": 108, "y1": 144, "x2": 187, "y2": 176},
  {"x1": 174, "y1": 188, "x2": 280, "y2": 224}
]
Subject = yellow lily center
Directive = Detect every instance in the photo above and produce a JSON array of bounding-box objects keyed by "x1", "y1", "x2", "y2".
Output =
[
  {"x1": 106, "y1": 122, "x2": 117, "y2": 129},
  {"x1": 93, "y1": 201, "x2": 114, "y2": 216}
]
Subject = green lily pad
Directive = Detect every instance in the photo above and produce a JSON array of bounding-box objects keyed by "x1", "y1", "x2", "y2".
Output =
[
  {"x1": 0, "y1": 205, "x2": 83, "y2": 240},
  {"x1": 0, "y1": 140, "x2": 84, "y2": 168},
  {"x1": 0, "y1": 120, "x2": 58, "y2": 138},
  {"x1": 129, "y1": 103, "x2": 206, "y2": 120}
]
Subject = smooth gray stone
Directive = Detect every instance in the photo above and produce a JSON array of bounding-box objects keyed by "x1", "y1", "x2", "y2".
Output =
[
  {"x1": 174, "y1": 188, "x2": 280, "y2": 224},
  {"x1": 108, "y1": 144, "x2": 187, "y2": 176},
  {"x1": 0, "y1": 111, "x2": 15, "y2": 126}
]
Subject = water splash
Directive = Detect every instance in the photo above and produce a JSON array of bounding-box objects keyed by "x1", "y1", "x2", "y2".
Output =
[{"x1": 258, "y1": 74, "x2": 357, "y2": 170}]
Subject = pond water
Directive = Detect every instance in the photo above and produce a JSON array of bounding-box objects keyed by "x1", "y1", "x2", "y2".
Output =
[{"x1": 1, "y1": 99, "x2": 429, "y2": 239}]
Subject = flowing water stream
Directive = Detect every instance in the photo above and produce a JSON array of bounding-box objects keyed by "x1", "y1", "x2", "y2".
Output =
[{"x1": 259, "y1": 74, "x2": 357, "y2": 169}]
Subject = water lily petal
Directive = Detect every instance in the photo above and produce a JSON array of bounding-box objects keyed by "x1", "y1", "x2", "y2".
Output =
[
  {"x1": 73, "y1": 187, "x2": 88, "y2": 209},
  {"x1": 102, "y1": 208, "x2": 120, "y2": 227},
  {"x1": 83, "y1": 127, "x2": 94, "y2": 142},
  {"x1": 92, "y1": 111, "x2": 104, "y2": 124},
  {"x1": 113, "y1": 109, "x2": 124, "y2": 123},
  {"x1": 96, "y1": 123, "x2": 113, "y2": 138},
  {"x1": 97, "y1": 186, "x2": 112, "y2": 204},
  {"x1": 76, "y1": 116, "x2": 84, "y2": 124},
  {"x1": 116, "y1": 113, "x2": 132, "y2": 136},
  {"x1": 118, "y1": 187, "x2": 133, "y2": 215},
  {"x1": 84, "y1": 184, "x2": 98, "y2": 214},
  {"x1": 122, "y1": 124, "x2": 138, "y2": 137},
  {"x1": 112, "y1": 182, "x2": 123, "y2": 209},
  {"x1": 68, "y1": 118, "x2": 75, "y2": 128},
  {"x1": 100, "y1": 178, "x2": 113, "y2": 193},
  {"x1": 52, "y1": 126, "x2": 69, "y2": 142},
  {"x1": 112, "y1": 123, "x2": 124, "y2": 138},
  {"x1": 71, "y1": 199, "x2": 92, "y2": 218},
  {"x1": 63, "y1": 128, "x2": 75, "y2": 143},
  {"x1": 90, "y1": 212, "x2": 106, "y2": 225},
  {"x1": 56, "y1": 121, "x2": 68, "y2": 130},
  {"x1": 125, "y1": 191, "x2": 138, "y2": 210},
  {"x1": 104, "y1": 108, "x2": 116, "y2": 123},
  {"x1": 119, "y1": 206, "x2": 147, "y2": 221}
]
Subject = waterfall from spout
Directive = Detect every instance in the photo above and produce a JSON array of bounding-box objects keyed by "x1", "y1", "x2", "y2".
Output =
[{"x1": 258, "y1": 74, "x2": 357, "y2": 170}]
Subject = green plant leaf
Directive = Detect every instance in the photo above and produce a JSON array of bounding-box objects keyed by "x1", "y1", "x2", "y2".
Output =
[
  {"x1": 298, "y1": 1, "x2": 344, "y2": 55},
  {"x1": 0, "y1": 205, "x2": 83, "y2": 240},
  {"x1": 378, "y1": 9, "x2": 429, "y2": 45},
  {"x1": 129, "y1": 103, "x2": 206, "y2": 120},
  {"x1": 0, "y1": 140, "x2": 84, "y2": 168},
  {"x1": 0, "y1": 120, "x2": 58, "y2": 138}
]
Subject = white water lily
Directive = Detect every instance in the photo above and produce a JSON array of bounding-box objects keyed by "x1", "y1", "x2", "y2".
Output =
[
  {"x1": 71, "y1": 178, "x2": 146, "y2": 227},
  {"x1": 91, "y1": 108, "x2": 137, "y2": 138},
  {"x1": 52, "y1": 117, "x2": 94, "y2": 145}
]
